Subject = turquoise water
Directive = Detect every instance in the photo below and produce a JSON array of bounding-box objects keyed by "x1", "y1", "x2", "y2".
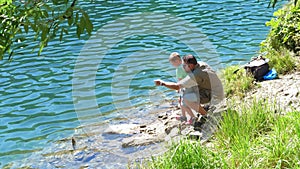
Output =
[{"x1": 0, "y1": 0, "x2": 280, "y2": 168}]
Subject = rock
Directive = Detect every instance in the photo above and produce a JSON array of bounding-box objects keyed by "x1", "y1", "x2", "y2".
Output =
[
  {"x1": 104, "y1": 124, "x2": 139, "y2": 135},
  {"x1": 122, "y1": 133, "x2": 165, "y2": 147},
  {"x1": 189, "y1": 131, "x2": 202, "y2": 140},
  {"x1": 116, "y1": 100, "x2": 229, "y2": 148},
  {"x1": 168, "y1": 128, "x2": 180, "y2": 138},
  {"x1": 164, "y1": 120, "x2": 181, "y2": 134},
  {"x1": 240, "y1": 71, "x2": 300, "y2": 114},
  {"x1": 180, "y1": 125, "x2": 194, "y2": 136}
]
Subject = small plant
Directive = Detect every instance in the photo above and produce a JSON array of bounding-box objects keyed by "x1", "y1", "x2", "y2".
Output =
[
  {"x1": 222, "y1": 66, "x2": 255, "y2": 98},
  {"x1": 141, "y1": 139, "x2": 225, "y2": 169}
]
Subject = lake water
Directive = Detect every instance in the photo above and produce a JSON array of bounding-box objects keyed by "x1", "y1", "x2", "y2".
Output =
[{"x1": 0, "y1": 0, "x2": 280, "y2": 168}]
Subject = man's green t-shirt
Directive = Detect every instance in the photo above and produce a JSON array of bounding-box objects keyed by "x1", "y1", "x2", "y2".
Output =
[{"x1": 176, "y1": 65, "x2": 187, "y2": 80}]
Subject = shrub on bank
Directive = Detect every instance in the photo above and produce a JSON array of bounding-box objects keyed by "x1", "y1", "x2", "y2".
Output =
[
  {"x1": 260, "y1": 2, "x2": 300, "y2": 74},
  {"x1": 263, "y1": 2, "x2": 300, "y2": 54},
  {"x1": 223, "y1": 1, "x2": 300, "y2": 96},
  {"x1": 261, "y1": 47, "x2": 296, "y2": 74}
]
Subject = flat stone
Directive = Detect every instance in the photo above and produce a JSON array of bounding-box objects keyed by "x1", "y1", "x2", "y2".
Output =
[
  {"x1": 122, "y1": 133, "x2": 164, "y2": 147},
  {"x1": 104, "y1": 124, "x2": 139, "y2": 135}
]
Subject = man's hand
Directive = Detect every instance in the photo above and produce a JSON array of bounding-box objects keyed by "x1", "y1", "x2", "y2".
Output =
[{"x1": 154, "y1": 80, "x2": 180, "y2": 91}]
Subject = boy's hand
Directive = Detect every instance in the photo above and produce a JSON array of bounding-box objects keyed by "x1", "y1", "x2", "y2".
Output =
[{"x1": 154, "y1": 79, "x2": 163, "y2": 86}]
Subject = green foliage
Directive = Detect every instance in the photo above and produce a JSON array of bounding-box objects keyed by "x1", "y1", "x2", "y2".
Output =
[
  {"x1": 260, "y1": 1, "x2": 300, "y2": 74},
  {"x1": 215, "y1": 100, "x2": 277, "y2": 156},
  {"x1": 140, "y1": 100, "x2": 300, "y2": 169},
  {"x1": 222, "y1": 65, "x2": 255, "y2": 98},
  {"x1": 0, "y1": 0, "x2": 93, "y2": 60},
  {"x1": 215, "y1": 100, "x2": 300, "y2": 168},
  {"x1": 263, "y1": 2, "x2": 300, "y2": 53}
]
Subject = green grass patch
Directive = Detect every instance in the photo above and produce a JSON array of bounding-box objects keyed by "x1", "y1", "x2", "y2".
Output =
[
  {"x1": 222, "y1": 66, "x2": 255, "y2": 98},
  {"x1": 139, "y1": 100, "x2": 300, "y2": 169},
  {"x1": 140, "y1": 139, "x2": 226, "y2": 169},
  {"x1": 261, "y1": 47, "x2": 297, "y2": 74}
]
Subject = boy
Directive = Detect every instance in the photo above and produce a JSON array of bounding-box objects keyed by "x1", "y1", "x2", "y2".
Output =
[{"x1": 169, "y1": 52, "x2": 195, "y2": 124}]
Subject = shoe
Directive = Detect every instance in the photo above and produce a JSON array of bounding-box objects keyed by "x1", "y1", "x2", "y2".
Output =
[
  {"x1": 184, "y1": 117, "x2": 197, "y2": 125},
  {"x1": 203, "y1": 104, "x2": 216, "y2": 113},
  {"x1": 203, "y1": 104, "x2": 210, "y2": 112},
  {"x1": 175, "y1": 116, "x2": 187, "y2": 122},
  {"x1": 193, "y1": 116, "x2": 208, "y2": 130},
  {"x1": 199, "y1": 115, "x2": 208, "y2": 124},
  {"x1": 184, "y1": 119, "x2": 193, "y2": 125}
]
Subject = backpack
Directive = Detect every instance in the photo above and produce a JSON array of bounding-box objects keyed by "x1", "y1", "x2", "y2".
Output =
[{"x1": 244, "y1": 55, "x2": 269, "y2": 81}]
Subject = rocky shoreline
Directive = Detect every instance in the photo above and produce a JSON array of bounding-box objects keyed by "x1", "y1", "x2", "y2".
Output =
[
  {"x1": 243, "y1": 71, "x2": 300, "y2": 114},
  {"x1": 104, "y1": 102, "x2": 227, "y2": 147},
  {"x1": 104, "y1": 70, "x2": 300, "y2": 148}
]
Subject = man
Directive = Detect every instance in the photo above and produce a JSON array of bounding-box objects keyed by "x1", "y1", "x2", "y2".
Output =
[{"x1": 154, "y1": 54, "x2": 224, "y2": 118}]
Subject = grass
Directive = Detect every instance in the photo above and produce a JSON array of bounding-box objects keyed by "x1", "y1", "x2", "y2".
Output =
[
  {"x1": 222, "y1": 65, "x2": 255, "y2": 98},
  {"x1": 261, "y1": 47, "x2": 297, "y2": 74},
  {"x1": 138, "y1": 100, "x2": 300, "y2": 169}
]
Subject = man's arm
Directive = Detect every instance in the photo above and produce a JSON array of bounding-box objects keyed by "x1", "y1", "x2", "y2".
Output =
[{"x1": 154, "y1": 80, "x2": 180, "y2": 91}]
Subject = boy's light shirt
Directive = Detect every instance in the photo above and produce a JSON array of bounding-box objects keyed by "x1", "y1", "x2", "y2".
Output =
[{"x1": 176, "y1": 64, "x2": 187, "y2": 80}]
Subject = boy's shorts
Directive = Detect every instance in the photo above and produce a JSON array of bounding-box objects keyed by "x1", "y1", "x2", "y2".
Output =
[{"x1": 182, "y1": 92, "x2": 199, "y2": 106}]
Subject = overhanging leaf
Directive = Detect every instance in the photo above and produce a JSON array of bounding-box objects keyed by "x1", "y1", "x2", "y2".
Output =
[
  {"x1": 38, "y1": 42, "x2": 44, "y2": 56},
  {"x1": 68, "y1": 17, "x2": 73, "y2": 26},
  {"x1": 41, "y1": 25, "x2": 48, "y2": 41},
  {"x1": 60, "y1": 30, "x2": 63, "y2": 41},
  {"x1": 24, "y1": 23, "x2": 28, "y2": 33}
]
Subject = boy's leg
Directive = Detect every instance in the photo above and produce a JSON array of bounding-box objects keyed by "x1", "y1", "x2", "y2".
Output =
[
  {"x1": 182, "y1": 93, "x2": 207, "y2": 115},
  {"x1": 184, "y1": 100, "x2": 207, "y2": 115},
  {"x1": 182, "y1": 105, "x2": 195, "y2": 118},
  {"x1": 181, "y1": 96, "x2": 197, "y2": 125}
]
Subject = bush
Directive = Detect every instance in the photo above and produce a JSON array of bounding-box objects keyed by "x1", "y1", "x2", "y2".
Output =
[
  {"x1": 264, "y1": 3, "x2": 300, "y2": 53},
  {"x1": 260, "y1": 2, "x2": 300, "y2": 74},
  {"x1": 141, "y1": 139, "x2": 225, "y2": 169}
]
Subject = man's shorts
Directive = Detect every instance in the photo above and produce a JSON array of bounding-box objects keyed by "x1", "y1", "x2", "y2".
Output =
[
  {"x1": 182, "y1": 90, "x2": 211, "y2": 106},
  {"x1": 182, "y1": 92, "x2": 199, "y2": 106}
]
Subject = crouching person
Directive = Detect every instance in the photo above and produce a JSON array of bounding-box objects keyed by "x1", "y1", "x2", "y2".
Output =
[{"x1": 154, "y1": 54, "x2": 224, "y2": 124}]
